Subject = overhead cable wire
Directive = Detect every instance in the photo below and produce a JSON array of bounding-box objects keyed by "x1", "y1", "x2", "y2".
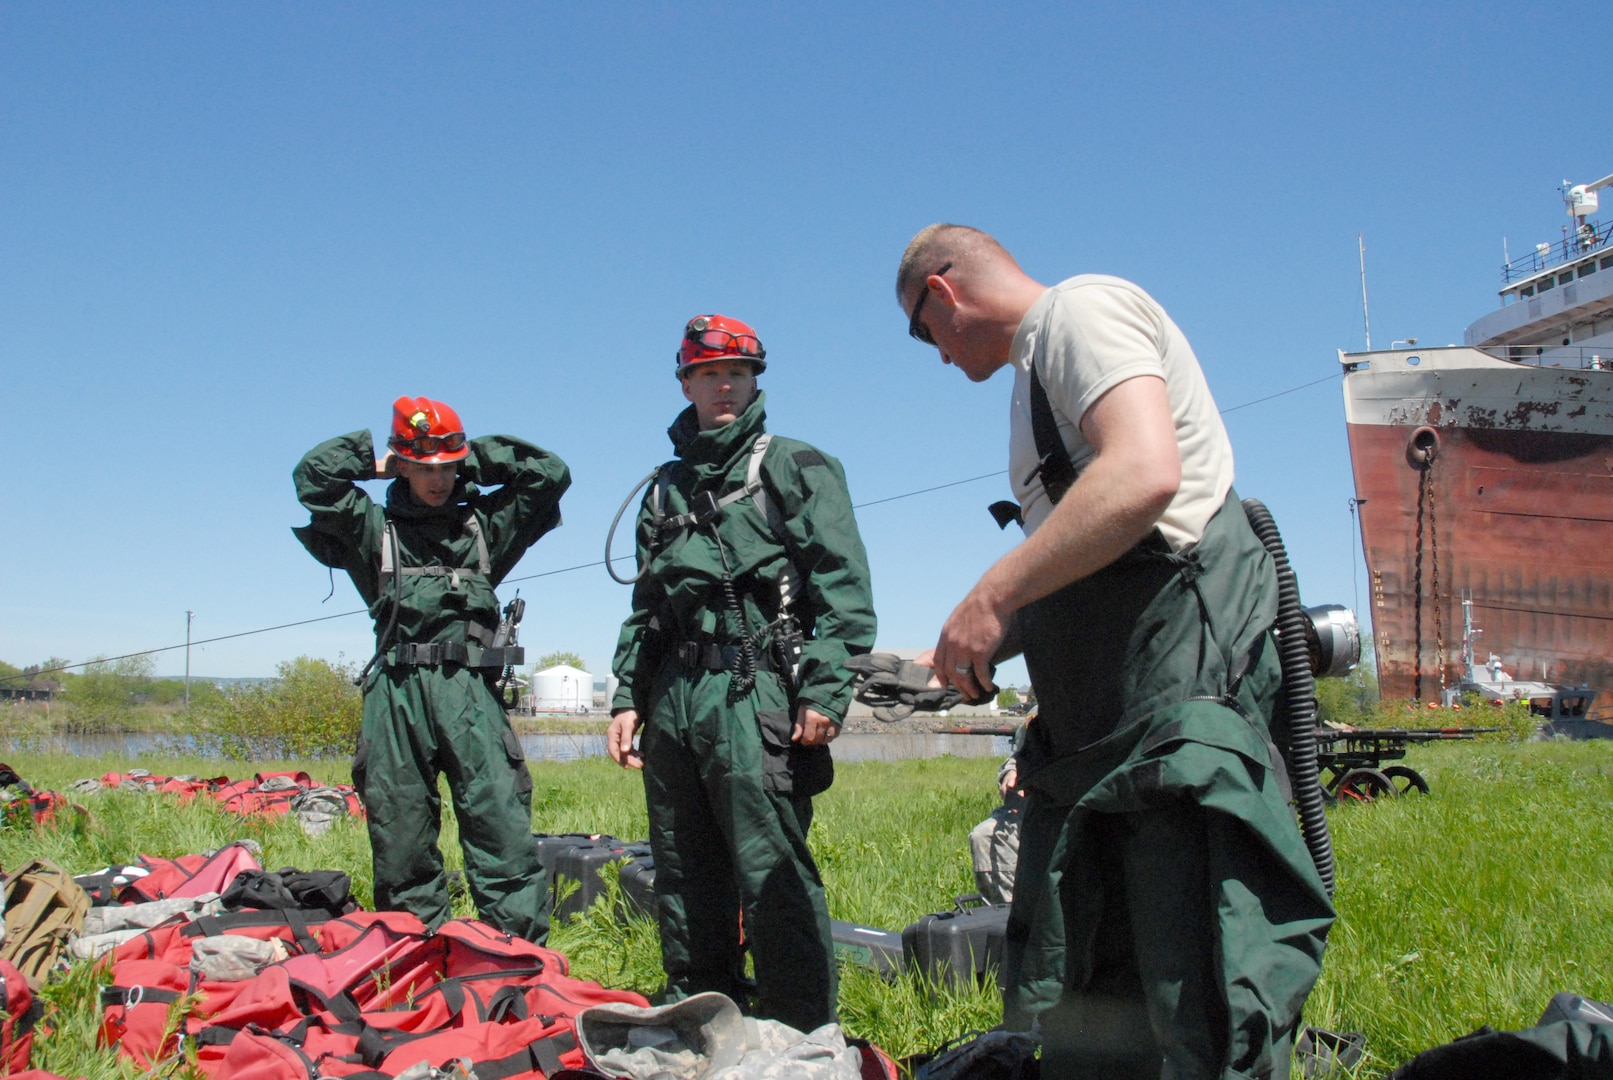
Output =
[
  {"x1": 5, "y1": 368, "x2": 1342, "y2": 684},
  {"x1": 1, "y1": 609, "x2": 366, "y2": 683},
  {"x1": 850, "y1": 469, "x2": 1008, "y2": 510},
  {"x1": 511, "y1": 470, "x2": 1012, "y2": 583},
  {"x1": 1219, "y1": 371, "x2": 1341, "y2": 415}
]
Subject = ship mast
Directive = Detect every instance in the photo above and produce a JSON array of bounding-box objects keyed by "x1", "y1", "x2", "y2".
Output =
[
  {"x1": 1358, "y1": 233, "x2": 1371, "y2": 350},
  {"x1": 1459, "y1": 595, "x2": 1481, "y2": 683}
]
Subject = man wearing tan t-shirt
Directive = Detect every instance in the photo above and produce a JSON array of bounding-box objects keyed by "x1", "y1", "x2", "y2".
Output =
[{"x1": 897, "y1": 224, "x2": 1333, "y2": 1080}]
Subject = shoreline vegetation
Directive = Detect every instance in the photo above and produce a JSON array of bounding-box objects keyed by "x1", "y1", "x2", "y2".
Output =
[{"x1": 0, "y1": 741, "x2": 1608, "y2": 1077}]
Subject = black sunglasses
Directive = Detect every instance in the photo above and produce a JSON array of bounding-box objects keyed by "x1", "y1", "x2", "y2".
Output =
[{"x1": 908, "y1": 261, "x2": 952, "y2": 346}]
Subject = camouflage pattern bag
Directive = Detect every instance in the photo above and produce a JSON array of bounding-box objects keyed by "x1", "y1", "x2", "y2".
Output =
[{"x1": 1, "y1": 859, "x2": 91, "y2": 990}]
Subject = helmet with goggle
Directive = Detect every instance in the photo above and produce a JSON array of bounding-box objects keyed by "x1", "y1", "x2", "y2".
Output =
[
  {"x1": 676, "y1": 314, "x2": 767, "y2": 378},
  {"x1": 388, "y1": 396, "x2": 470, "y2": 463}
]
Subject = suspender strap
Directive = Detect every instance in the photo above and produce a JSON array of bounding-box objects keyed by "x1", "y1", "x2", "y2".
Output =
[
  {"x1": 1027, "y1": 363, "x2": 1077, "y2": 506},
  {"x1": 378, "y1": 513, "x2": 491, "y2": 580},
  {"x1": 988, "y1": 362, "x2": 1075, "y2": 529},
  {"x1": 744, "y1": 434, "x2": 786, "y2": 536},
  {"x1": 464, "y1": 515, "x2": 491, "y2": 574}
]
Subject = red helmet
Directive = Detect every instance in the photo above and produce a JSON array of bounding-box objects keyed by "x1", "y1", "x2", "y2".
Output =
[
  {"x1": 676, "y1": 314, "x2": 767, "y2": 377},
  {"x1": 388, "y1": 396, "x2": 470, "y2": 463}
]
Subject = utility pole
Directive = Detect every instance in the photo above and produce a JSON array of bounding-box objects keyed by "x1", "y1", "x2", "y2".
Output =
[{"x1": 185, "y1": 610, "x2": 195, "y2": 707}]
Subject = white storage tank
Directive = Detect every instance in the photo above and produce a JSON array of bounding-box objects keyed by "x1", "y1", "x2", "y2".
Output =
[{"x1": 530, "y1": 664, "x2": 592, "y2": 714}]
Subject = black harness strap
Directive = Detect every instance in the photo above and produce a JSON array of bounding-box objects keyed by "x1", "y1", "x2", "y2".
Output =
[
  {"x1": 1028, "y1": 363, "x2": 1077, "y2": 506},
  {"x1": 989, "y1": 361, "x2": 1076, "y2": 531}
]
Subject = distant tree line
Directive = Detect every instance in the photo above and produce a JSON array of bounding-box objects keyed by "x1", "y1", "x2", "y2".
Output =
[{"x1": 0, "y1": 653, "x2": 355, "y2": 755}]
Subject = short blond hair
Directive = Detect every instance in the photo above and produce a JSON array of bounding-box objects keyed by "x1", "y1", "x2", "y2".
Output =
[{"x1": 895, "y1": 224, "x2": 1013, "y2": 301}]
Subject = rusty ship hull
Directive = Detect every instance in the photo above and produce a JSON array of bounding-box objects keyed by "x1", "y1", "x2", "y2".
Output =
[{"x1": 1342, "y1": 346, "x2": 1613, "y2": 701}]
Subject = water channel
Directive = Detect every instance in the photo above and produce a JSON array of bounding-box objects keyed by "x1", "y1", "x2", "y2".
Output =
[{"x1": 3, "y1": 731, "x2": 1013, "y2": 766}]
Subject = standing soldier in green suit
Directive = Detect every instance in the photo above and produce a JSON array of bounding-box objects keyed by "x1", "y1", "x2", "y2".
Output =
[
  {"x1": 606, "y1": 315, "x2": 876, "y2": 1032},
  {"x1": 897, "y1": 226, "x2": 1333, "y2": 1079},
  {"x1": 293, "y1": 396, "x2": 570, "y2": 943}
]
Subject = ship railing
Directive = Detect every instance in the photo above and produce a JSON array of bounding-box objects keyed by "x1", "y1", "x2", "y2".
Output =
[
  {"x1": 1478, "y1": 344, "x2": 1613, "y2": 370},
  {"x1": 1502, "y1": 222, "x2": 1611, "y2": 283}
]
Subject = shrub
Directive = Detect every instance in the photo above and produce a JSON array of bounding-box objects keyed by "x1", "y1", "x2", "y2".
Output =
[
  {"x1": 1472, "y1": 696, "x2": 1540, "y2": 743},
  {"x1": 62, "y1": 655, "x2": 154, "y2": 732},
  {"x1": 201, "y1": 656, "x2": 362, "y2": 760},
  {"x1": 1315, "y1": 669, "x2": 1377, "y2": 727},
  {"x1": 145, "y1": 678, "x2": 222, "y2": 707}
]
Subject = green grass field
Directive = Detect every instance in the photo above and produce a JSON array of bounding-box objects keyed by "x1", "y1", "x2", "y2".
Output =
[{"x1": 0, "y1": 739, "x2": 1609, "y2": 1078}]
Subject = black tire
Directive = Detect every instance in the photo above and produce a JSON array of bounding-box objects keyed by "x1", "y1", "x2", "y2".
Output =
[
  {"x1": 1333, "y1": 768, "x2": 1398, "y2": 804},
  {"x1": 1382, "y1": 765, "x2": 1430, "y2": 795}
]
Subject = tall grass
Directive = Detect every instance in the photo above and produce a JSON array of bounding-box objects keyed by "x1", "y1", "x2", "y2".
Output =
[
  {"x1": 1304, "y1": 739, "x2": 1613, "y2": 1075},
  {"x1": 0, "y1": 740, "x2": 1608, "y2": 1077}
]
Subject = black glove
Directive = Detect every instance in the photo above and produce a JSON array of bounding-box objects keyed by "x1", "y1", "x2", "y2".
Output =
[{"x1": 846, "y1": 653, "x2": 965, "y2": 721}]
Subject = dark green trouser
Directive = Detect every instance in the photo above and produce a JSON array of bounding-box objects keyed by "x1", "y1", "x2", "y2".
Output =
[
  {"x1": 999, "y1": 789, "x2": 1068, "y2": 1028},
  {"x1": 1043, "y1": 799, "x2": 1247, "y2": 1078},
  {"x1": 640, "y1": 664, "x2": 836, "y2": 1034},
  {"x1": 354, "y1": 663, "x2": 548, "y2": 943},
  {"x1": 1007, "y1": 493, "x2": 1333, "y2": 1078},
  {"x1": 1033, "y1": 705, "x2": 1334, "y2": 1080}
]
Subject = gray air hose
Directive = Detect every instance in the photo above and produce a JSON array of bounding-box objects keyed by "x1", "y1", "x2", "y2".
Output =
[
  {"x1": 605, "y1": 468, "x2": 662, "y2": 585},
  {"x1": 1243, "y1": 498, "x2": 1336, "y2": 896}
]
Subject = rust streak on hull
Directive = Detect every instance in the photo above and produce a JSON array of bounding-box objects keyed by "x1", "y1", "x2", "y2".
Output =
[{"x1": 1346, "y1": 417, "x2": 1613, "y2": 700}]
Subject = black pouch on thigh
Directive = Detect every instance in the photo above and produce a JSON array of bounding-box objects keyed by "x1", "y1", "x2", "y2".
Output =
[
  {"x1": 756, "y1": 709, "x2": 834, "y2": 798},
  {"x1": 351, "y1": 735, "x2": 370, "y2": 796},
  {"x1": 501, "y1": 727, "x2": 533, "y2": 795}
]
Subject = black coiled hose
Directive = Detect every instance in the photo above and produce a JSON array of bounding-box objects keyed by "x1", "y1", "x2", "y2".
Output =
[
  {"x1": 719, "y1": 573, "x2": 758, "y2": 699},
  {"x1": 1243, "y1": 498, "x2": 1336, "y2": 896},
  {"x1": 711, "y1": 530, "x2": 758, "y2": 701}
]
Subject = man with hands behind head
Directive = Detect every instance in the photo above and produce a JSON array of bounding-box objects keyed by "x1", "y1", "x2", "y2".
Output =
[{"x1": 293, "y1": 397, "x2": 569, "y2": 944}]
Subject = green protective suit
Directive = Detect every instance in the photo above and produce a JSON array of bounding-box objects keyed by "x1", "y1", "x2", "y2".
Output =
[
  {"x1": 293, "y1": 431, "x2": 570, "y2": 943},
  {"x1": 1004, "y1": 491, "x2": 1335, "y2": 1080},
  {"x1": 611, "y1": 392, "x2": 876, "y2": 1033}
]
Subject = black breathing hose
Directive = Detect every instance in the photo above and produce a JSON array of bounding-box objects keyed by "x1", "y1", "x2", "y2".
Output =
[
  {"x1": 712, "y1": 531, "x2": 758, "y2": 701},
  {"x1": 1243, "y1": 498, "x2": 1336, "y2": 896}
]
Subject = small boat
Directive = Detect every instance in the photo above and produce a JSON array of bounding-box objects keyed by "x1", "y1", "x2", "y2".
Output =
[{"x1": 1439, "y1": 597, "x2": 1612, "y2": 737}]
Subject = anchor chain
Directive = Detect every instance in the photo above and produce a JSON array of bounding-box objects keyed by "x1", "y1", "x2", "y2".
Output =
[
  {"x1": 1413, "y1": 467, "x2": 1427, "y2": 700},
  {"x1": 1431, "y1": 460, "x2": 1444, "y2": 692}
]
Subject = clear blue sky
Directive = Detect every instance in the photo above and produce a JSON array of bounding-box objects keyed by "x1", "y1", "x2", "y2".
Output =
[{"x1": 3, "y1": 3, "x2": 1605, "y2": 683}]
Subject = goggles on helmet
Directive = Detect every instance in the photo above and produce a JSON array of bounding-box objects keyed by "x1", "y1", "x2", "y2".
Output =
[
  {"x1": 389, "y1": 396, "x2": 470, "y2": 462},
  {"x1": 686, "y1": 327, "x2": 765, "y2": 361},
  {"x1": 676, "y1": 314, "x2": 768, "y2": 375},
  {"x1": 390, "y1": 431, "x2": 467, "y2": 457}
]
